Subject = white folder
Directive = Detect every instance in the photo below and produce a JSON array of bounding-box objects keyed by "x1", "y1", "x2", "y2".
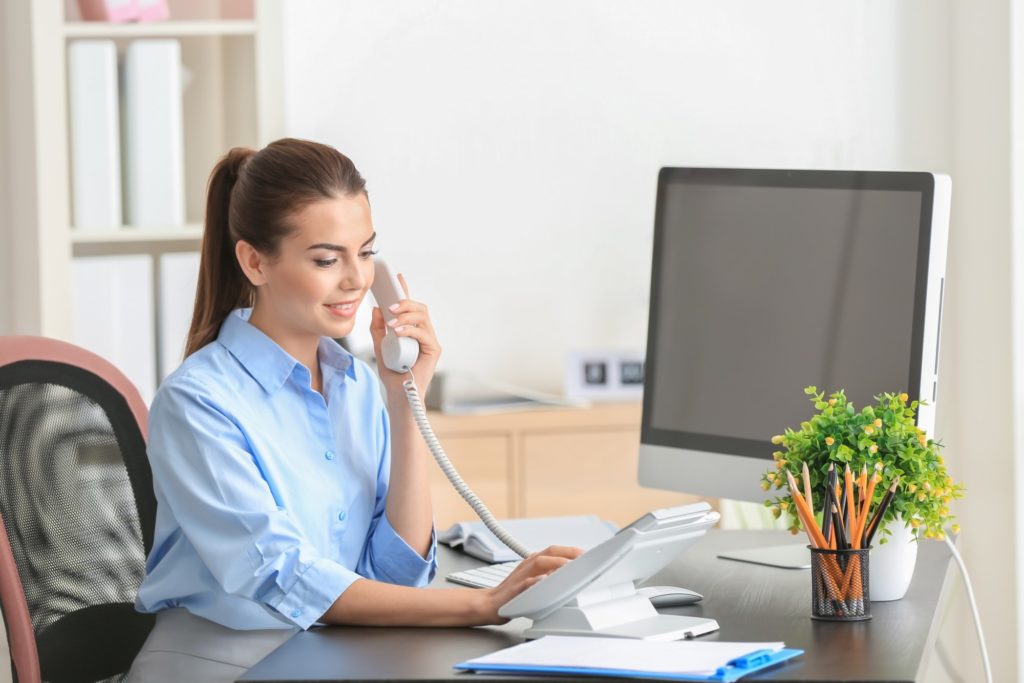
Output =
[
  {"x1": 122, "y1": 39, "x2": 186, "y2": 228},
  {"x1": 72, "y1": 255, "x2": 157, "y2": 403},
  {"x1": 68, "y1": 40, "x2": 122, "y2": 230}
]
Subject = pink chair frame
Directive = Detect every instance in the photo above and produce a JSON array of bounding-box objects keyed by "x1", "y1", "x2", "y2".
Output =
[{"x1": 0, "y1": 336, "x2": 149, "y2": 683}]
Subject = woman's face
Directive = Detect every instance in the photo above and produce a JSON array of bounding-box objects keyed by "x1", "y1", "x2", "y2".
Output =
[{"x1": 245, "y1": 193, "x2": 377, "y2": 345}]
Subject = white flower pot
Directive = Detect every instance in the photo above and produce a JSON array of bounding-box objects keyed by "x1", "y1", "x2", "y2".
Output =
[{"x1": 868, "y1": 517, "x2": 918, "y2": 601}]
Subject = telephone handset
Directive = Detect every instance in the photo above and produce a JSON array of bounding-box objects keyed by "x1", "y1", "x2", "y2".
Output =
[
  {"x1": 370, "y1": 260, "x2": 531, "y2": 558},
  {"x1": 369, "y1": 260, "x2": 419, "y2": 374}
]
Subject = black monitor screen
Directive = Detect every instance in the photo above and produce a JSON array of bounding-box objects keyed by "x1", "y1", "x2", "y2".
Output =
[{"x1": 642, "y1": 169, "x2": 933, "y2": 460}]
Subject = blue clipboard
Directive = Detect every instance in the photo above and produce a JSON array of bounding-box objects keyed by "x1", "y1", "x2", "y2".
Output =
[{"x1": 454, "y1": 646, "x2": 803, "y2": 682}]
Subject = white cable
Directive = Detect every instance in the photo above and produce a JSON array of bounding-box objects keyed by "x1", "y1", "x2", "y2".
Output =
[
  {"x1": 944, "y1": 531, "x2": 992, "y2": 683},
  {"x1": 402, "y1": 376, "x2": 531, "y2": 559}
]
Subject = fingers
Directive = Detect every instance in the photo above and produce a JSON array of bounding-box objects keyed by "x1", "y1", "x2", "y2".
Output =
[
  {"x1": 397, "y1": 272, "x2": 411, "y2": 299},
  {"x1": 370, "y1": 305, "x2": 385, "y2": 331},
  {"x1": 532, "y1": 545, "x2": 585, "y2": 560},
  {"x1": 507, "y1": 546, "x2": 584, "y2": 582}
]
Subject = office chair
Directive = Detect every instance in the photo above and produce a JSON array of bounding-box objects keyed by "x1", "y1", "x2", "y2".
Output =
[{"x1": 0, "y1": 337, "x2": 156, "y2": 683}]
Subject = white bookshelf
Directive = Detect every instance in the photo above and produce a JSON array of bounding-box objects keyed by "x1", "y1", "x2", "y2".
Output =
[
  {"x1": 63, "y1": 19, "x2": 257, "y2": 38},
  {"x1": 2, "y1": 0, "x2": 284, "y2": 397}
]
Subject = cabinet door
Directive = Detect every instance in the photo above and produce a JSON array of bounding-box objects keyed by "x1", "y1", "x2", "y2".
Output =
[
  {"x1": 522, "y1": 429, "x2": 709, "y2": 528},
  {"x1": 426, "y1": 435, "x2": 512, "y2": 529}
]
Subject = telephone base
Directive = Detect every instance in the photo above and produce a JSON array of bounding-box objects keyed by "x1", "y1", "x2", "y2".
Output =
[
  {"x1": 521, "y1": 592, "x2": 720, "y2": 641},
  {"x1": 524, "y1": 614, "x2": 720, "y2": 641}
]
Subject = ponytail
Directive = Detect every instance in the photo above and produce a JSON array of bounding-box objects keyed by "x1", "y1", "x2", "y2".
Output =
[
  {"x1": 182, "y1": 138, "x2": 368, "y2": 360},
  {"x1": 184, "y1": 147, "x2": 255, "y2": 357}
]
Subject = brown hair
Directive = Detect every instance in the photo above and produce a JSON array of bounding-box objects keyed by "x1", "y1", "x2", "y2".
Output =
[{"x1": 184, "y1": 138, "x2": 367, "y2": 357}]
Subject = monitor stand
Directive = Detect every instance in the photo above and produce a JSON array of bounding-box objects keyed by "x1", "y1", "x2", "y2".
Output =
[{"x1": 717, "y1": 543, "x2": 811, "y2": 569}]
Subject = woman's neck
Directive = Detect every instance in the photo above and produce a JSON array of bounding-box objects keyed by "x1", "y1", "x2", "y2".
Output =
[{"x1": 246, "y1": 306, "x2": 322, "y2": 392}]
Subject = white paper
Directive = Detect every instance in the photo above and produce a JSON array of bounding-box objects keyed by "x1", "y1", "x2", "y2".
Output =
[
  {"x1": 439, "y1": 515, "x2": 617, "y2": 563},
  {"x1": 463, "y1": 636, "x2": 785, "y2": 676}
]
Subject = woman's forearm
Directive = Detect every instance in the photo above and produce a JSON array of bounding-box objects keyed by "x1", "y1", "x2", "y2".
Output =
[
  {"x1": 384, "y1": 395, "x2": 435, "y2": 556},
  {"x1": 322, "y1": 578, "x2": 491, "y2": 627}
]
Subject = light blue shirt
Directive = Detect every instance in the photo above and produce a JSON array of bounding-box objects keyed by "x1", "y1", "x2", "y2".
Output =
[{"x1": 136, "y1": 308, "x2": 437, "y2": 630}]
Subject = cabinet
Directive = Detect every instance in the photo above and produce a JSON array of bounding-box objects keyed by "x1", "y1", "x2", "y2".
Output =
[
  {"x1": 424, "y1": 402, "x2": 718, "y2": 529},
  {"x1": 2, "y1": 1, "x2": 283, "y2": 399}
]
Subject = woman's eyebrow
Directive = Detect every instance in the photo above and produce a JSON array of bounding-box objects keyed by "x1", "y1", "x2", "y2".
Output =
[{"x1": 306, "y1": 232, "x2": 377, "y2": 252}]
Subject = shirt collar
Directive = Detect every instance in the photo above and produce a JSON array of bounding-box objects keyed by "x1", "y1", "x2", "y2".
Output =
[{"x1": 217, "y1": 309, "x2": 357, "y2": 394}]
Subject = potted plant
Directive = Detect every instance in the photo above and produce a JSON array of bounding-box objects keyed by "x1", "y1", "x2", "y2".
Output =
[{"x1": 761, "y1": 387, "x2": 964, "y2": 601}]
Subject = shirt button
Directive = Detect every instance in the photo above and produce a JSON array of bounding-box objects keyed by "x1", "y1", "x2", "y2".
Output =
[
  {"x1": 337, "y1": 511, "x2": 347, "y2": 522},
  {"x1": 291, "y1": 608, "x2": 301, "y2": 618},
  {"x1": 324, "y1": 450, "x2": 335, "y2": 461}
]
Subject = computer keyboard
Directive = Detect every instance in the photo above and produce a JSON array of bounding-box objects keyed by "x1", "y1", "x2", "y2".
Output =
[{"x1": 445, "y1": 561, "x2": 521, "y2": 588}]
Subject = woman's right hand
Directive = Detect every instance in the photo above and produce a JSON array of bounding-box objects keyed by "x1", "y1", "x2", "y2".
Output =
[{"x1": 477, "y1": 545, "x2": 584, "y2": 624}]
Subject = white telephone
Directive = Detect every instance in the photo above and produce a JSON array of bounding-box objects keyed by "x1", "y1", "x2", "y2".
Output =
[
  {"x1": 369, "y1": 259, "x2": 719, "y2": 640},
  {"x1": 370, "y1": 260, "x2": 531, "y2": 558}
]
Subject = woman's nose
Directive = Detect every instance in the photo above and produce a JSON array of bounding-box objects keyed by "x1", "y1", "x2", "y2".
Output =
[{"x1": 341, "y1": 263, "x2": 367, "y2": 291}]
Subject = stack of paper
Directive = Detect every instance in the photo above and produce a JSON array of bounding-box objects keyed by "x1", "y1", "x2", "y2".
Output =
[
  {"x1": 439, "y1": 515, "x2": 617, "y2": 563},
  {"x1": 456, "y1": 636, "x2": 803, "y2": 682}
]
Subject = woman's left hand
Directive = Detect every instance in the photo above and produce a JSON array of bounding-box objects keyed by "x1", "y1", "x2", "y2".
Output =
[{"x1": 369, "y1": 273, "x2": 441, "y2": 396}]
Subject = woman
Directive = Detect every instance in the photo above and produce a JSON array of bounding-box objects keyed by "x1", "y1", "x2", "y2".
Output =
[{"x1": 128, "y1": 138, "x2": 579, "y2": 681}]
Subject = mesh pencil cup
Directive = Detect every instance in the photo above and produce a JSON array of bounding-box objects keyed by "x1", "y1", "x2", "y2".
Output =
[{"x1": 809, "y1": 546, "x2": 871, "y2": 621}]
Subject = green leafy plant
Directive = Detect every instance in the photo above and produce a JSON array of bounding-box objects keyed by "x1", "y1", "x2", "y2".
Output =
[{"x1": 762, "y1": 387, "x2": 964, "y2": 543}]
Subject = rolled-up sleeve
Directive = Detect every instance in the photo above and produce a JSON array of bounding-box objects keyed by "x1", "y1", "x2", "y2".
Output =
[
  {"x1": 148, "y1": 381, "x2": 359, "y2": 629},
  {"x1": 358, "y1": 406, "x2": 438, "y2": 586}
]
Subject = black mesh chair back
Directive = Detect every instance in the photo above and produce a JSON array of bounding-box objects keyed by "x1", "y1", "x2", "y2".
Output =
[{"x1": 0, "y1": 337, "x2": 156, "y2": 683}]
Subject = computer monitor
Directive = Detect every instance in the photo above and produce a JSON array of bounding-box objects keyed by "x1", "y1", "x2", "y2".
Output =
[{"x1": 638, "y1": 168, "x2": 950, "y2": 505}]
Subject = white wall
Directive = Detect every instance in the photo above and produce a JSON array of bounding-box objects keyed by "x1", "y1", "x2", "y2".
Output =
[
  {"x1": 282, "y1": 0, "x2": 953, "y2": 393},
  {"x1": 934, "y1": 2, "x2": 1019, "y2": 681},
  {"x1": 282, "y1": 3, "x2": 1024, "y2": 680},
  {"x1": 0, "y1": 0, "x2": 13, "y2": 335}
]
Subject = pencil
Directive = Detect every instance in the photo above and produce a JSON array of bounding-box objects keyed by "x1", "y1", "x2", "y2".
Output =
[
  {"x1": 863, "y1": 476, "x2": 900, "y2": 548},
  {"x1": 856, "y1": 471, "x2": 880, "y2": 548},
  {"x1": 831, "y1": 502, "x2": 849, "y2": 550},
  {"x1": 822, "y1": 463, "x2": 835, "y2": 546},
  {"x1": 802, "y1": 461, "x2": 814, "y2": 519},
  {"x1": 787, "y1": 470, "x2": 827, "y2": 548},
  {"x1": 844, "y1": 465, "x2": 854, "y2": 543}
]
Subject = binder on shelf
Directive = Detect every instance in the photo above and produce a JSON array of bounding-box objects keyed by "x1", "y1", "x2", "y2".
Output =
[
  {"x1": 455, "y1": 636, "x2": 803, "y2": 682},
  {"x1": 158, "y1": 252, "x2": 200, "y2": 380},
  {"x1": 68, "y1": 40, "x2": 122, "y2": 231},
  {"x1": 122, "y1": 39, "x2": 186, "y2": 229},
  {"x1": 71, "y1": 255, "x2": 157, "y2": 403}
]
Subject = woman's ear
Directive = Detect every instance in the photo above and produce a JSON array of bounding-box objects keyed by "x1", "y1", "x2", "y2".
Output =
[{"x1": 235, "y1": 240, "x2": 268, "y2": 286}]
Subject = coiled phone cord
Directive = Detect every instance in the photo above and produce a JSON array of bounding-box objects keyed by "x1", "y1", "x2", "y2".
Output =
[{"x1": 402, "y1": 376, "x2": 531, "y2": 559}]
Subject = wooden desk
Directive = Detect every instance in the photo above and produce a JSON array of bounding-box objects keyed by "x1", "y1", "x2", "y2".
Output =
[{"x1": 240, "y1": 530, "x2": 954, "y2": 682}]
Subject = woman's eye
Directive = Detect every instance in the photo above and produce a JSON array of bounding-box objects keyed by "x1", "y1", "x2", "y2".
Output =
[
  {"x1": 314, "y1": 258, "x2": 337, "y2": 268},
  {"x1": 359, "y1": 249, "x2": 380, "y2": 260}
]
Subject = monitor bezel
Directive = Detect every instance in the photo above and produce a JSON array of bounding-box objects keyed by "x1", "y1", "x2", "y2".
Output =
[{"x1": 640, "y1": 167, "x2": 937, "y2": 464}]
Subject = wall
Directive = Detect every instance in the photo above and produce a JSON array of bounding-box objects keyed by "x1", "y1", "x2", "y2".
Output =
[
  {"x1": 281, "y1": 2, "x2": 1024, "y2": 680},
  {"x1": 0, "y1": 0, "x2": 12, "y2": 335},
  {"x1": 931, "y1": 1, "x2": 1019, "y2": 681},
  {"x1": 282, "y1": 0, "x2": 953, "y2": 393}
]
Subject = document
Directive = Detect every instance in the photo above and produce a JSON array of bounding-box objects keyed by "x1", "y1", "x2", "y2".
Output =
[
  {"x1": 439, "y1": 515, "x2": 617, "y2": 563},
  {"x1": 455, "y1": 636, "x2": 803, "y2": 682}
]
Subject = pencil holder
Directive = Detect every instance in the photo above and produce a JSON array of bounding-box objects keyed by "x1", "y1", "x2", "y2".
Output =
[{"x1": 809, "y1": 546, "x2": 871, "y2": 621}]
